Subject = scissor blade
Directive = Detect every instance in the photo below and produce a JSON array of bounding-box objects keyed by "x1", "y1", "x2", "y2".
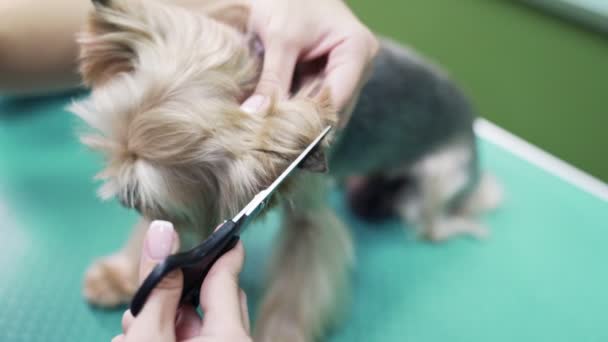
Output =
[
  {"x1": 232, "y1": 126, "x2": 332, "y2": 222},
  {"x1": 266, "y1": 125, "x2": 332, "y2": 194}
]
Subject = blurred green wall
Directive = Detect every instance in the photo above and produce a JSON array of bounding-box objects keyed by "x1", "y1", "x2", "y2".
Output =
[{"x1": 348, "y1": 0, "x2": 608, "y2": 183}]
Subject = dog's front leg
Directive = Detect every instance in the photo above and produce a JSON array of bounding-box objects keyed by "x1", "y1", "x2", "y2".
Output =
[
  {"x1": 255, "y1": 174, "x2": 353, "y2": 342},
  {"x1": 83, "y1": 217, "x2": 149, "y2": 307}
]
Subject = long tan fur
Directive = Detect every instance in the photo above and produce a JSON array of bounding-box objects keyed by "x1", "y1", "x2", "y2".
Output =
[
  {"x1": 71, "y1": 0, "x2": 337, "y2": 230},
  {"x1": 71, "y1": 1, "x2": 346, "y2": 341}
]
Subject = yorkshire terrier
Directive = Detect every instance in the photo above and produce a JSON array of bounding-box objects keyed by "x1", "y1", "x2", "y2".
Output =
[{"x1": 70, "y1": 0, "x2": 501, "y2": 341}]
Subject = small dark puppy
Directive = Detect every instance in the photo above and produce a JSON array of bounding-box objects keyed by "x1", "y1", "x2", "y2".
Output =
[
  {"x1": 70, "y1": 0, "x2": 500, "y2": 341},
  {"x1": 334, "y1": 38, "x2": 501, "y2": 240}
]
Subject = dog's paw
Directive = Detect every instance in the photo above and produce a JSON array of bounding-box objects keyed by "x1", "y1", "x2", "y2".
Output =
[
  {"x1": 83, "y1": 254, "x2": 138, "y2": 307},
  {"x1": 423, "y1": 217, "x2": 489, "y2": 242}
]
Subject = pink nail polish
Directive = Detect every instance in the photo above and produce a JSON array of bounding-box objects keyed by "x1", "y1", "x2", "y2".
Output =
[{"x1": 146, "y1": 220, "x2": 175, "y2": 260}]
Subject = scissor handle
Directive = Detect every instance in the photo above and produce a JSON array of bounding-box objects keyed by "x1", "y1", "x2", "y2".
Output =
[
  {"x1": 180, "y1": 233, "x2": 239, "y2": 308},
  {"x1": 130, "y1": 220, "x2": 240, "y2": 316}
]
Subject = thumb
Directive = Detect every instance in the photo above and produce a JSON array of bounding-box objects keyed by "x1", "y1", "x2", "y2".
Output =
[
  {"x1": 241, "y1": 40, "x2": 298, "y2": 114},
  {"x1": 136, "y1": 220, "x2": 183, "y2": 328},
  {"x1": 199, "y1": 241, "x2": 247, "y2": 336},
  {"x1": 324, "y1": 40, "x2": 371, "y2": 115}
]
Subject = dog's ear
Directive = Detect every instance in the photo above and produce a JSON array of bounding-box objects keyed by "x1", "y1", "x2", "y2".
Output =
[
  {"x1": 298, "y1": 86, "x2": 335, "y2": 173},
  {"x1": 77, "y1": 0, "x2": 148, "y2": 86},
  {"x1": 196, "y1": 1, "x2": 250, "y2": 33},
  {"x1": 300, "y1": 81, "x2": 337, "y2": 125},
  {"x1": 314, "y1": 86, "x2": 336, "y2": 123},
  {"x1": 300, "y1": 147, "x2": 328, "y2": 173}
]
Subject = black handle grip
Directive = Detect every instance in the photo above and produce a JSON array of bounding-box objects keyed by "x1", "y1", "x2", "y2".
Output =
[
  {"x1": 130, "y1": 220, "x2": 240, "y2": 316},
  {"x1": 180, "y1": 234, "x2": 240, "y2": 308}
]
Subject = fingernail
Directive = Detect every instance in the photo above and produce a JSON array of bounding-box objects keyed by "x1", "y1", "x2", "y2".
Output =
[
  {"x1": 241, "y1": 95, "x2": 267, "y2": 114},
  {"x1": 146, "y1": 220, "x2": 175, "y2": 260}
]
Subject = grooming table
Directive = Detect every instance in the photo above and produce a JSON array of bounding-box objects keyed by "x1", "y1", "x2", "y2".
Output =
[{"x1": 1, "y1": 93, "x2": 606, "y2": 341}]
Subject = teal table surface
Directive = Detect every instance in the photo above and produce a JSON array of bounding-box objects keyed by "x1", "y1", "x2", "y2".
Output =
[{"x1": 1, "y1": 93, "x2": 607, "y2": 341}]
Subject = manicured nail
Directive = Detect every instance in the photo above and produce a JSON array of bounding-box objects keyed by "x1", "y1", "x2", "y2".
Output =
[
  {"x1": 241, "y1": 95, "x2": 267, "y2": 114},
  {"x1": 146, "y1": 220, "x2": 175, "y2": 260}
]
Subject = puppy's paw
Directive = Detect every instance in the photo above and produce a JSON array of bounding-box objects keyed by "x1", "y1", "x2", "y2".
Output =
[
  {"x1": 423, "y1": 217, "x2": 489, "y2": 242},
  {"x1": 83, "y1": 254, "x2": 138, "y2": 307}
]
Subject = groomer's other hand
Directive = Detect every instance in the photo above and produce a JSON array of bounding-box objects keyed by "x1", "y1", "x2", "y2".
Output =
[
  {"x1": 112, "y1": 221, "x2": 250, "y2": 342},
  {"x1": 241, "y1": 0, "x2": 379, "y2": 118}
]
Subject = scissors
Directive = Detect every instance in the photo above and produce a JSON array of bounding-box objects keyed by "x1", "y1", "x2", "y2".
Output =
[{"x1": 130, "y1": 126, "x2": 332, "y2": 316}]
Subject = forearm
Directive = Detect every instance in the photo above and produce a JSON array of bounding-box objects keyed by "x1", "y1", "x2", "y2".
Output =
[
  {"x1": 0, "y1": 0, "x2": 91, "y2": 95},
  {"x1": 0, "y1": 0, "x2": 247, "y2": 96}
]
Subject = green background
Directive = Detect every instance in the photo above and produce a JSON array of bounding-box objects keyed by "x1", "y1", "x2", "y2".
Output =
[{"x1": 348, "y1": 0, "x2": 608, "y2": 182}]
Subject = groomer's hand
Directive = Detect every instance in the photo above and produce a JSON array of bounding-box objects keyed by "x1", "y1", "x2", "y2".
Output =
[
  {"x1": 112, "y1": 221, "x2": 251, "y2": 342},
  {"x1": 241, "y1": 0, "x2": 379, "y2": 118}
]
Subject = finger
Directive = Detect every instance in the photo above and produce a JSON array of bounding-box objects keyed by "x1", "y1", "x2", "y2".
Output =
[
  {"x1": 132, "y1": 220, "x2": 183, "y2": 333},
  {"x1": 257, "y1": 41, "x2": 298, "y2": 97},
  {"x1": 139, "y1": 220, "x2": 179, "y2": 283},
  {"x1": 239, "y1": 289, "x2": 251, "y2": 334},
  {"x1": 111, "y1": 335, "x2": 125, "y2": 342},
  {"x1": 121, "y1": 310, "x2": 134, "y2": 334},
  {"x1": 241, "y1": 41, "x2": 298, "y2": 114},
  {"x1": 175, "y1": 305, "x2": 203, "y2": 340},
  {"x1": 199, "y1": 241, "x2": 247, "y2": 335},
  {"x1": 324, "y1": 39, "x2": 371, "y2": 113}
]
